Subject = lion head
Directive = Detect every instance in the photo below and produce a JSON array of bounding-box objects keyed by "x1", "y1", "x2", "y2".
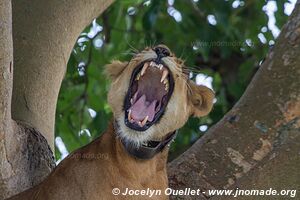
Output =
[{"x1": 106, "y1": 45, "x2": 214, "y2": 146}]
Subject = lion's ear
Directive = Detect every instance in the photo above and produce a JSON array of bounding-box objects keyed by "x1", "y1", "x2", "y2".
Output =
[
  {"x1": 188, "y1": 81, "x2": 215, "y2": 117},
  {"x1": 105, "y1": 60, "x2": 128, "y2": 80}
]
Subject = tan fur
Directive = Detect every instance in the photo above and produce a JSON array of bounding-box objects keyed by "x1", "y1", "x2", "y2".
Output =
[
  {"x1": 7, "y1": 45, "x2": 214, "y2": 200},
  {"x1": 107, "y1": 45, "x2": 214, "y2": 144}
]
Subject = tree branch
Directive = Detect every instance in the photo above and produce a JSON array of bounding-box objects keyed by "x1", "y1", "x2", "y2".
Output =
[
  {"x1": 11, "y1": 0, "x2": 114, "y2": 149},
  {"x1": 168, "y1": 2, "x2": 300, "y2": 199},
  {"x1": 0, "y1": 0, "x2": 13, "y2": 125},
  {"x1": 0, "y1": 1, "x2": 114, "y2": 198}
]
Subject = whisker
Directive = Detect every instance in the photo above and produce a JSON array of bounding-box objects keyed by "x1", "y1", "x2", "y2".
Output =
[
  {"x1": 121, "y1": 52, "x2": 136, "y2": 56},
  {"x1": 150, "y1": 40, "x2": 157, "y2": 48},
  {"x1": 180, "y1": 74, "x2": 193, "y2": 95},
  {"x1": 126, "y1": 40, "x2": 139, "y2": 53},
  {"x1": 179, "y1": 46, "x2": 187, "y2": 60},
  {"x1": 182, "y1": 66, "x2": 204, "y2": 74}
]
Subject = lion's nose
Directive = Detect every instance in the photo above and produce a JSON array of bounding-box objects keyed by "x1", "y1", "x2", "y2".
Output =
[{"x1": 154, "y1": 46, "x2": 170, "y2": 59}]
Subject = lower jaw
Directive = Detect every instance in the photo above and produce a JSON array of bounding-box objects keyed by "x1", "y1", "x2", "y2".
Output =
[{"x1": 116, "y1": 118, "x2": 153, "y2": 142}]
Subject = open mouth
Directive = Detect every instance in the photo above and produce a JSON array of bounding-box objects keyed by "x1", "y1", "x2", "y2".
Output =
[{"x1": 124, "y1": 60, "x2": 174, "y2": 131}]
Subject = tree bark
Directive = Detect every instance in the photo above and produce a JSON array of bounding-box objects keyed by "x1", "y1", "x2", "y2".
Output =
[
  {"x1": 168, "y1": 2, "x2": 300, "y2": 200},
  {"x1": 0, "y1": 0, "x2": 114, "y2": 199},
  {"x1": 11, "y1": 0, "x2": 113, "y2": 150},
  {"x1": 1, "y1": 4, "x2": 54, "y2": 194},
  {"x1": 0, "y1": 1, "x2": 17, "y2": 198}
]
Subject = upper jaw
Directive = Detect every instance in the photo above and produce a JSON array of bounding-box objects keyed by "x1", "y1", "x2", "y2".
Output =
[{"x1": 123, "y1": 59, "x2": 174, "y2": 132}]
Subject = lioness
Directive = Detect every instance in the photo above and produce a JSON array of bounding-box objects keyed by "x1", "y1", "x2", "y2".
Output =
[{"x1": 7, "y1": 45, "x2": 214, "y2": 200}]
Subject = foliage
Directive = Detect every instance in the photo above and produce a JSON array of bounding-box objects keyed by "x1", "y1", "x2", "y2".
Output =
[{"x1": 55, "y1": 0, "x2": 291, "y2": 160}]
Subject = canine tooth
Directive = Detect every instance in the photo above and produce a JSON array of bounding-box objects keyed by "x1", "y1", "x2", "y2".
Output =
[
  {"x1": 128, "y1": 109, "x2": 132, "y2": 120},
  {"x1": 141, "y1": 116, "x2": 149, "y2": 126},
  {"x1": 159, "y1": 64, "x2": 163, "y2": 70},
  {"x1": 150, "y1": 61, "x2": 154, "y2": 67},
  {"x1": 138, "y1": 121, "x2": 143, "y2": 127},
  {"x1": 141, "y1": 62, "x2": 149, "y2": 76},
  {"x1": 160, "y1": 69, "x2": 169, "y2": 82},
  {"x1": 133, "y1": 92, "x2": 138, "y2": 102},
  {"x1": 130, "y1": 98, "x2": 133, "y2": 104}
]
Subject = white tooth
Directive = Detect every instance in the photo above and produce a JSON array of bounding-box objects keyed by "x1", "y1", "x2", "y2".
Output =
[
  {"x1": 163, "y1": 78, "x2": 168, "y2": 85},
  {"x1": 128, "y1": 109, "x2": 132, "y2": 120},
  {"x1": 161, "y1": 69, "x2": 169, "y2": 83},
  {"x1": 150, "y1": 61, "x2": 154, "y2": 67},
  {"x1": 165, "y1": 82, "x2": 169, "y2": 91},
  {"x1": 141, "y1": 62, "x2": 149, "y2": 76},
  {"x1": 152, "y1": 62, "x2": 157, "y2": 68},
  {"x1": 138, "y1": 121, "x2": 143, "y2": 127},
  {"x1": 141, "y1": 116, "x2": 149, "y2": 126},
  {"x1": 159, "y1": 64, "x2": 163, "y2": 70},
  {"x1": 136, "y1": 73, "x2": 141, "y2": 80},
  {"x1": 133, "y1": 92, "x2": 138, "y2": 102}
]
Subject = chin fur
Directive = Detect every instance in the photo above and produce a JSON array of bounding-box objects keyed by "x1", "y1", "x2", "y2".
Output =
[{"x1": 115, "y1": 115, "x2": 160, "y2": 147}]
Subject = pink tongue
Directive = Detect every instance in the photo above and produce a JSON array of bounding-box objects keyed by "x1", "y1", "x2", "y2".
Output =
[{"x1": 129, "y1": 94, "x2": 157, "y2": 123}]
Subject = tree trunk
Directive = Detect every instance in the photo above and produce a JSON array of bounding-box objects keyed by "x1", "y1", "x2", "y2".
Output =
[
  {"x1": 11, "y1": 0, "x2": 114, "y2": 150},
  {"x1": 0, "y1": 0, "x2": 114, "y2": 199},
  {"x1": 168, "y1": 2, "x2": 300, "y2": 200},
  {"x1": 0, "y1": 0, "x2": 14, "y2": 197}
]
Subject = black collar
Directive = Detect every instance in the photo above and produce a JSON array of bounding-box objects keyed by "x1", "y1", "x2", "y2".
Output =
[{"x1": 114, "y1": 121, "x2": 177, "y2": 160}]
